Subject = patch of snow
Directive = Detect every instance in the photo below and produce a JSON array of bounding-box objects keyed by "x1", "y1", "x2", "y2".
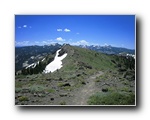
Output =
[
  {"x1": 42, "y1": 58, "x2": 45, "y2": 62},
  {"x1": 33, "y1": 63, "x2": 36, "y2": 68},
  {"x1": 25, "y1": 62, "x2": 37, "y2": 69},
  {"x1": 26, "y1": 63, "x2": 35, "y2": 69},
  {"x1": 23, "y1": 63, "x2": 29, "y2": 67},
  {"x1": 43, "y1": 49, "x2": 67, "y2": 73},
  {"x1": 30, "y1": 56, "x2": 35, "y2": 59}
]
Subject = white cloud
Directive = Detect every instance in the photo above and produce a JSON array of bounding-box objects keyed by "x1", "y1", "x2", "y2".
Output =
[
  {"x1": 18, "y1": 26, "x2": 21, "y2": 29},
  {"x1": 72, "y1": 40, "x2": 89, "y2": 46},
  {"x1": 104, "y1": 43, "x2": 108, "y2": 46},
  {"x1": 42, "y1": 41, "x2": 48, "y2": 44},
  {"x1": 78, "y1": 40, "x2": 89, "y2": 45},
  {"x1": 23, "y1": 25, "x2": 27, "y2": 28},
  {"x1": 64, "y1": 28, "x2": 71, "y2": 32},
  {"x1": 15, "y1": 41, "x2": 29, "y2": 46},
  {"x1": 56, "y1": 37, "x2": 65, "y2": 41},
  {"x1": 76, "y1": 32, "x2": 79, "y2": 34},
  {"x1": 35, "y1": 41, "x2": 39, "y2": 44},
  {"x1": 57, "y1": 29, "x2": 62, "y2": 32}
]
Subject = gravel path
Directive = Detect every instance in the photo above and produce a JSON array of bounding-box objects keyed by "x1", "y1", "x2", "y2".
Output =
[{"x1": 72, "y1": 71, "x2": 103, "y2": 105}]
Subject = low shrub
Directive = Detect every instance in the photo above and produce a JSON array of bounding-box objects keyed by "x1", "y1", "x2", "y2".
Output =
[
  {"x1": 87, "y1": 92, "x2": 135, "y2": 105},
  {"x1": 15, "y1": 88, "x2": 22, "y2": 93},
  {"x1": 18, "y1": 96, "x2": 29, "y2": 102},
  {"x1": 29, "y1": 85, "x2": 46, "y2": 93},
  {"x1": 47, "y1": 89, "x2": 55, "y2": 93},
  {"x1": 60, "y1": 101, "x2": 66, "y2": 105}
]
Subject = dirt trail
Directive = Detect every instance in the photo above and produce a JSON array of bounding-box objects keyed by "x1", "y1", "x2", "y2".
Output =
[{"x1": 72, "y1": 71, "x2": 103, "y2": 105}]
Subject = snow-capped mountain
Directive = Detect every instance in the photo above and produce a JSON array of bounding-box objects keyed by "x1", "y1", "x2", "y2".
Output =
[{"x1": 77, "y1": 44, "x2": 135, "y2": 55}]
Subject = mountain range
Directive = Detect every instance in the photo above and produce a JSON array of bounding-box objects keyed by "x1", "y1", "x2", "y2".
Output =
[
  {"x1": 78, "y1": 44, "x2": 135, "y2": 54},
  {"x1": 15, "y1": 43, "x2": 135, "y2": 72}
]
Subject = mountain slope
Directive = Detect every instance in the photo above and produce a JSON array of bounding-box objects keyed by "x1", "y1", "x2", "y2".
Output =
[
  {"x1": 15, "y1": 44, "x2": 135, "y2": 105},
  {"x1": 15, "y1": 44, "x2": 61, "y2": 72}
]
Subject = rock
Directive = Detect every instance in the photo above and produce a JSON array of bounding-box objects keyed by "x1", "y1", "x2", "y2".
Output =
[
  {"x1": 129, "y1": 90, "x2": 132, "y2": 92},
  {"x1": 60, "y1": 93, "x2": 68, "y2": 97},
  {"x1": 38, "y1": 93, "x2": 42, "y2": 97},
  {"x1": 52, "y1": 86, "x2": 57, "y2": 89},
  {"x1": 24, "y1": 101, "x2": 28, "y2": 105},
  {"x1": 82, "y1": 72, "x2": 87, "y2": 75},
  {"x1": 78, "y1": 67, "x2": 84, "y2": 70},
  {"x1": 45, "y1": 92, "x2": 49, "y2": 95},
  {"x1": 102, "y1": 87, "x2": 108, "y2": 92},
  {"x1": 69, "y1": 94, "x2": 74, "y2": 97},
  {"x1": 46, "y1": 78, "x2": 51, "y2": 81},
  {"x1": 81, "y1": 81, "x2": 86, "y2": 85},
  {"x1": 62, "y1": 83, "x2": 71, "y2": 87},
  {"x1": 86, "y1": 65, "x2": 92, "y2": 69},
  {"x1": 31, "y1": 99, "x2": 39, "y2": 103},
  {"x1": 59, "y1": 77, "x2": 63, "y2": 81},
  {"x1": 15, "y1": 101, "x2": 19, "y2": 105},
  {"x1": 33, "y1": 93, "x2": 37, "y2": 97},
  {"x1": 77, "y1": 74, "x2": 81, "y2": 77},
  {"x1": 50, "y1": 98, "x2": 54, "y2": 101},
  {"x1": 17, "y1": 94, "x2": 22, "y2": 98}
]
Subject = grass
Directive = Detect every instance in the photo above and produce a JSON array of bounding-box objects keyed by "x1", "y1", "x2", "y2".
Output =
[
  {"x1": 15, "y1": 87, "x2": 22, "y2": 93},
  {"x1": 107, "y1": 86, "x2": 116, "y2": 92},
  {"x1": 47, "y1": 89, "x2": 55, "y2": 93},
  {"x1": 87, "y1": 92, "x2": 135, "y2": 105},
  {"x1": 15, "y1": 82, "x2": 23, "y2": 88},
  {"x1": 60, "y1": 101, "x2": 66, "y2": 105},
  {"x1": 121, "y1": 87, "x2": 130, "y2": 92},
  {"x1": 57, "y1": 82, "x2": 64, "y2": 87},
  {"x1": 18, "y1": 96, "x2": 29, "y2": 102}
]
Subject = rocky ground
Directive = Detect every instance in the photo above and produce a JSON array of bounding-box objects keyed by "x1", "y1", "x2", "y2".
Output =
[{"x1": 15, "y1": 69, "x2": 135, "y2": 105}]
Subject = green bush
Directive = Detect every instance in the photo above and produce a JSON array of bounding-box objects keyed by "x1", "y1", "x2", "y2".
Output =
[{"x1": 87, "y1": 92, "x2": 135, "y2": 105}]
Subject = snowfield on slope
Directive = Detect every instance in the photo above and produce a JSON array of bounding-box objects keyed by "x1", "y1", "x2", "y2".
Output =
[{"x1": 43, "y1": 49, "x2": 67, "y2": 73}]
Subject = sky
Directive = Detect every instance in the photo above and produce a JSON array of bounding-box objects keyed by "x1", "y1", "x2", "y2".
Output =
[{"x1": 15, "y1": 15, "x2": 135, "y2": 49}]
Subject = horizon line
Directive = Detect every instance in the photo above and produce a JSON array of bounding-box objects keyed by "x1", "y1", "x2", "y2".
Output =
[{"x1": 15, "y1": 43, "x2": 135, "y2": 50}]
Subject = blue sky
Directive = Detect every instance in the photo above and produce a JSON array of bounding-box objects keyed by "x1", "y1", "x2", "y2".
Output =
[{"x1": 15, "y1": 15, "x2": 135, "y2": 49}]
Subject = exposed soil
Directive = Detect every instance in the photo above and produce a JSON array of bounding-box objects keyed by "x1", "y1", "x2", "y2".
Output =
[{"x1": 71, "y1": 71, "x2": 103, "y2": 105}]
